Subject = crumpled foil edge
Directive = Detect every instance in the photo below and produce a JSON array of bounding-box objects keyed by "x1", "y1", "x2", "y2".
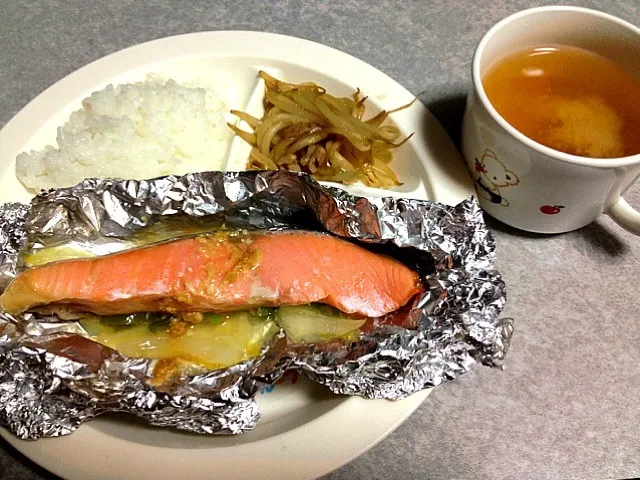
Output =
[{"x1": 0, "y1": 171, "x2": 513, "y2": 439}]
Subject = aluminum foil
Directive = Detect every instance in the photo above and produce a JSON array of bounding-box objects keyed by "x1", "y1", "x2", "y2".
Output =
[
  {"x1": 0, "y1": 203, "x2": 29, "y2": 286},
  {"x1": 0, "y1": 171, "x2": 513, "y2": 439}
]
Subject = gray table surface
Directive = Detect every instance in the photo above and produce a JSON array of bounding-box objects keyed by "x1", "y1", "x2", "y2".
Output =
[{"x1": 1, "y1": 1, "x2": 639, "y2": 479}]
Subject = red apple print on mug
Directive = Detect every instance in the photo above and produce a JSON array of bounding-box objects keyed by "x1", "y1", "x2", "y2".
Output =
[{"x1": 540, "y1": 205, "x2": 564, "y2": 215}]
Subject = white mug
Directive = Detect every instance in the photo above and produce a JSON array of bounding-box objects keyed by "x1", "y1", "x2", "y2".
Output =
[{"x1": 461, "y1": 6, "x2": 640, "y2": 235}]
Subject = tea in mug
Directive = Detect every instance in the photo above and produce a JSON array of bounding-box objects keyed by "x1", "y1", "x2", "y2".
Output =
[{"x1": 482, "y1": 45, "x2": 640, "y2": 158}]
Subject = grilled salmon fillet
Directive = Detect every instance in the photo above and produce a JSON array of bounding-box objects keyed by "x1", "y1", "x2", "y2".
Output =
[{"x1": 0, "y1": 231, "x2": 422, "y2": 318}]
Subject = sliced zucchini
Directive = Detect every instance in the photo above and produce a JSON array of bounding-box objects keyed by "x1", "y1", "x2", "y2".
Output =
[{"x1": 275, "y1": 304, "x2": 366, "y2": 344}]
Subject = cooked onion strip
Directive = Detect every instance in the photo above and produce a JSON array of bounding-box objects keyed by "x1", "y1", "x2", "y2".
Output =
[
  {"x1": 250, "y1": 148, "x2": 277, "y2": 169},
  {"x1": 229, "y1": 110, "x2": 261, "y2": 129},
  {"x1": 228, "y1": 71, "x2": 414, "y2": 188},
  {"x1": 228, "y1": 124, "x2": 256, "y2": 145},
  {"x1": 286, "y1": 130, "x2": 330, "y2": 155},
  {"x1": 266, "y1": 91, "x2": 327, "y2": 124}
]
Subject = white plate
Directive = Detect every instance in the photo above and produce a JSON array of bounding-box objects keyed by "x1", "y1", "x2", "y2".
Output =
[{"x1": 0, "y1": 31, "x2": 473, "y2": 480}]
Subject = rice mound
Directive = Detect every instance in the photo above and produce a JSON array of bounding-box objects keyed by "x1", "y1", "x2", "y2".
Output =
[{"x1": 16, "y1": 76, "x2": 231, "y2": 191}]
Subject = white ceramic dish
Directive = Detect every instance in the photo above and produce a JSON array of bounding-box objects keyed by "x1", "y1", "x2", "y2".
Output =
[{"x1": 0, "y1": 31, "x2": 473, "y2": 480}]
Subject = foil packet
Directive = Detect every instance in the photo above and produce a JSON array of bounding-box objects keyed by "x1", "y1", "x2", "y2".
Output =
[{"x1": 0, "y1": 171, "x2": 513, "y2": 440}]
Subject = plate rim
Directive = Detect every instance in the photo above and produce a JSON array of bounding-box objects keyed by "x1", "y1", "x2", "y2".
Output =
[
  {"x1": 0, "y1": 29, "x2": 471, "y2": 480},
  {"x1": 0, "y1": 29, "x2": 473, "y2": 204}
]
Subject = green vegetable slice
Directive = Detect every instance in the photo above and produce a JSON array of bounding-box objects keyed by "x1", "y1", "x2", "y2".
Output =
[
  {"x1": 80, "y1": 311, "x2": 278, "y2": 369},
  {"x1": 275, "y1": 304, "x2": 366, "y2": 344}
]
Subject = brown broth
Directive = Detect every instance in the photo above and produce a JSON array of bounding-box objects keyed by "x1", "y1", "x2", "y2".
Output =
[{"x1": 482, "y1": 45, "x2": 640, "y2": 158}]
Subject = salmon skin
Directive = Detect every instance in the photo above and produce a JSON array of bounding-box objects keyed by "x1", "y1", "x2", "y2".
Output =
[{"x1": 0, "y1": 231, "x2": 422, "y2": 318}]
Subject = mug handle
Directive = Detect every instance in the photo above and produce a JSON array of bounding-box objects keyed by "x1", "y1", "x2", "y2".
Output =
[{"x1": 607, "y1": 197, "x2": 640, "y2": 235}]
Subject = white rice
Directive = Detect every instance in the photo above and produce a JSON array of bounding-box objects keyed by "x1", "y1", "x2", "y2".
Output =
[{"x1": 16, "y1": 75, "x2": 231, "y2": 191}]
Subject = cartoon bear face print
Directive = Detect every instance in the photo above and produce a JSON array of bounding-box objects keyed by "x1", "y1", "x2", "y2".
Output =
[{"x1": 475, "y1": 149, "x2": 519, "y2": 189}]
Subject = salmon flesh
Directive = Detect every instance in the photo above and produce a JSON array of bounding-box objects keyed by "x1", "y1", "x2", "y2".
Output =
[{"x1": 0, "y1": 231, "x2": 422, "y2": 318}]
